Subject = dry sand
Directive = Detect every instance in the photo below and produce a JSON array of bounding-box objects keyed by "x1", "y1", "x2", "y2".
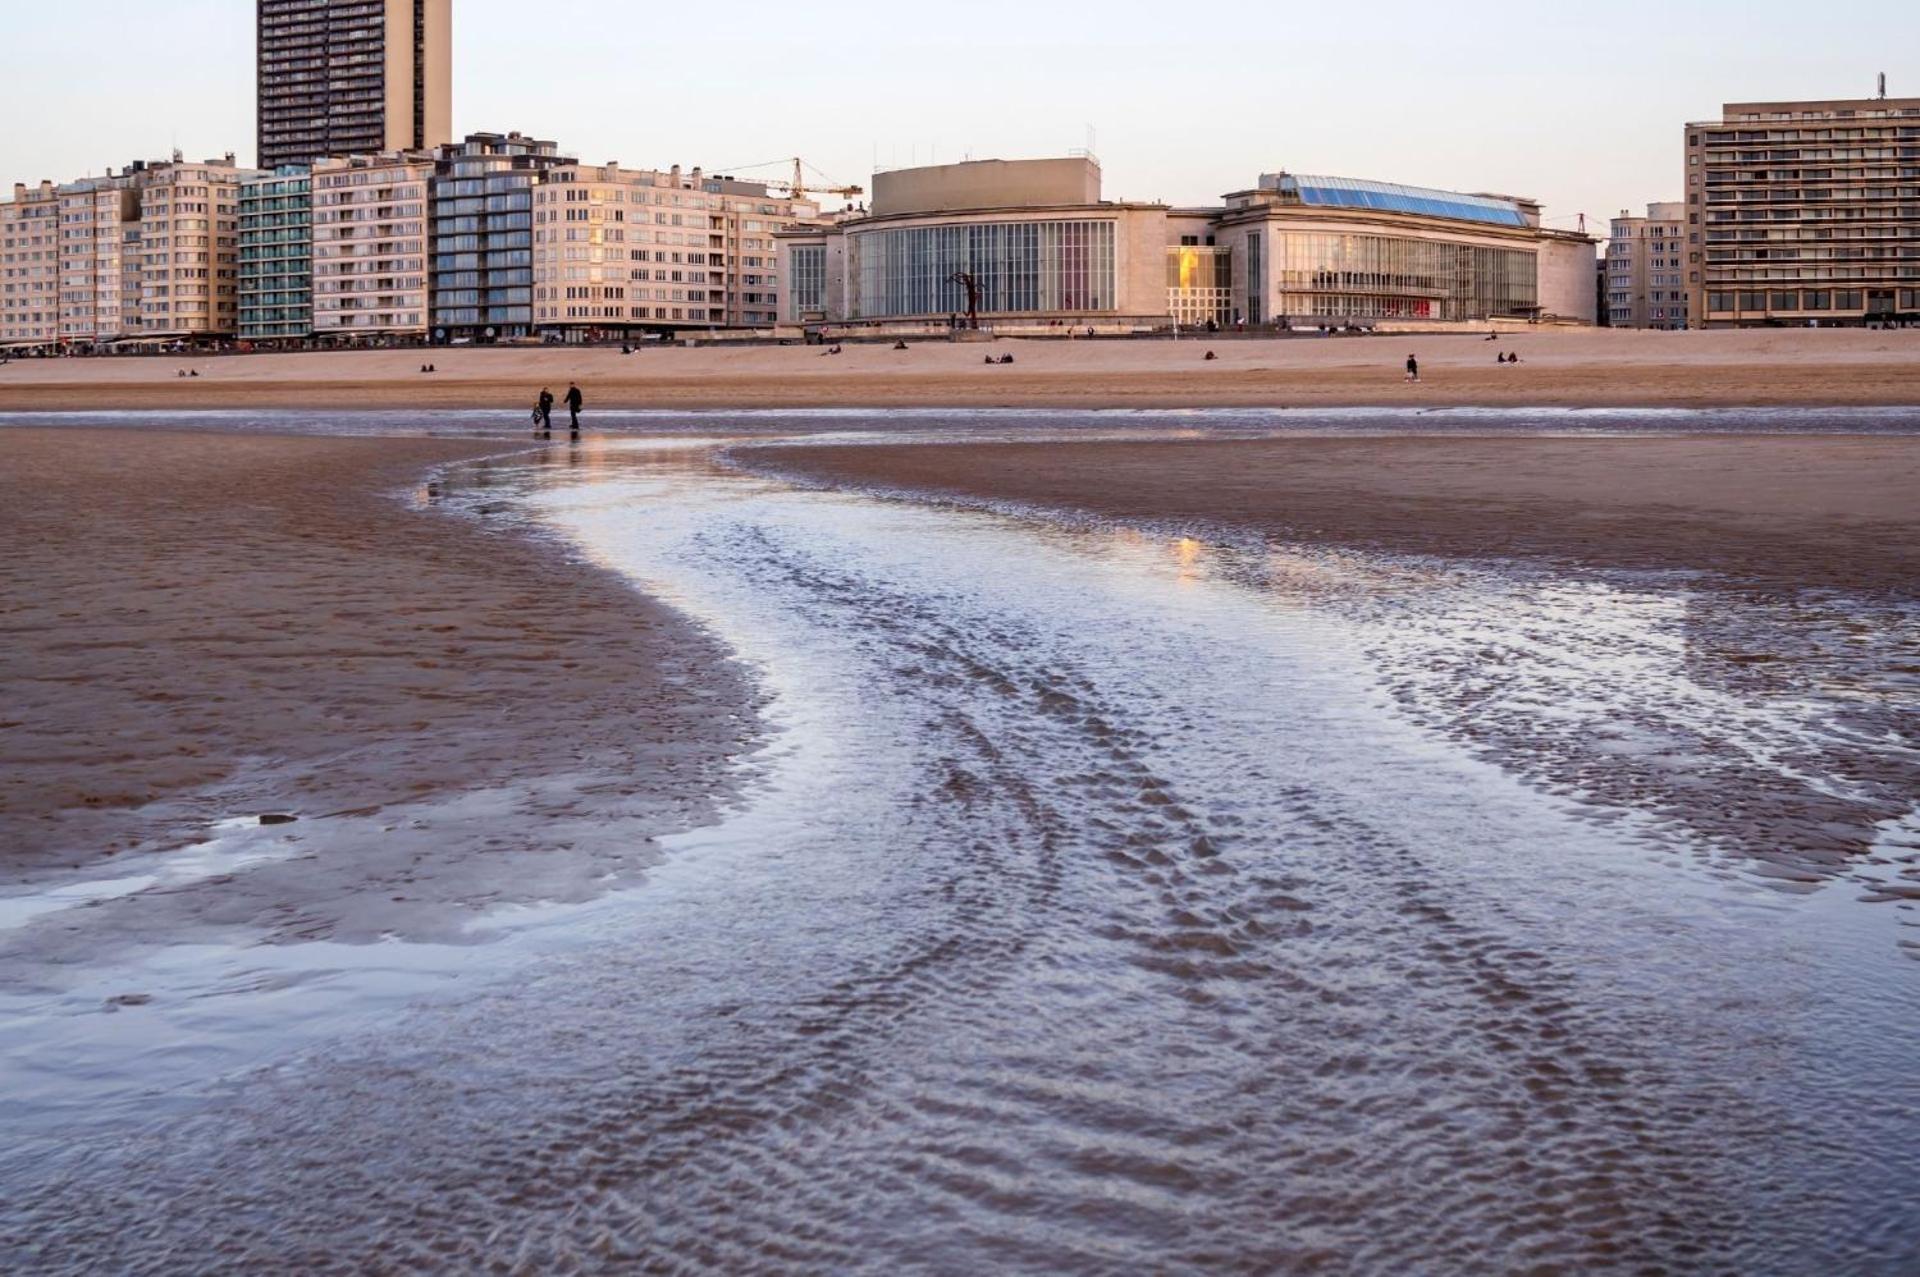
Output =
[
  {"x1": 0, "y1": 429, "x2": 751, "y2": 962},
  {"x1": 2, "y1": 326, "x2": 1918, "y2": 411},
  {"x1": 746, "y1": 434, "x2": 1920, "y2": 595}
]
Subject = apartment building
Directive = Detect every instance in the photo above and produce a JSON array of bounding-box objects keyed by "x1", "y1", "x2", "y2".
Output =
[
  {"x1": 1686, "y1": 94, "x2": 1920, "y2": 327},
  {"x1": 55, "y1": 176, "x2": 141, "y2": 344},
  {"x1": 430, "y1": 133, "x2": 574, "y2": 341},
  {"x1": 239, "y1": 168, "x2": 315, "y2": 341},
  {"x1": 311, "y1": 152, "x2": 434, "y2": 337},
  {"x1": 531, "y1": 163, "x2": 820, "y2": 337},
  {"x1": 134, "y1": 158, "x2": 249, "y2": 338},
  {"x1": 1606, "y1": 202, "x2": 1689, "y2": 329},
  {"x1": 258, "y1": 0, "x2": 452, "y2": 170},
  {"x1": 0, "y1": 182, "x2": 60, "y2": 346}
]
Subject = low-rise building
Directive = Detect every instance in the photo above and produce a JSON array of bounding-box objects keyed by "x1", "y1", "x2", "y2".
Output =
[
  {"x1": 1606, "y1": 202, "x2": 1689, "y2": 329},
  {"x1": 531, "y1": 162, "x2": 820, "y2": 338},
  {"x1": 781, "y1": 157, "x2": 1596, "y2": 332},
  {"x1": 311, "y1": 152, "x2": 434, "y2": 339},
  {"x1": 239, "y1": 167, "x2": 314, "y2": 342}
]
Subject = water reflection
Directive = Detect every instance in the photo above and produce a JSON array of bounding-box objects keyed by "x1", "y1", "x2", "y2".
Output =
[{"x1": 3, "y1": 430, "x2": 1916, "y2": 1275}]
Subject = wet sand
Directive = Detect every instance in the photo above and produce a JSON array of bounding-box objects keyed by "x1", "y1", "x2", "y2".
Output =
[
  {"x1": 3, "y1": 421, "x2": 1917, "y2": 1272},
  {"x1": 748, "y1": 433, "x2": 1920, "y2": 595},
  {"x1": 0, "y1": 429, "x2": 752, "y2": 962},
  {"x1": 1, "y1": 326, "x2": 1918, "y2": 411},
  {"x1": 750, "y1": 431, "x2": 1920, "y2": 899}
]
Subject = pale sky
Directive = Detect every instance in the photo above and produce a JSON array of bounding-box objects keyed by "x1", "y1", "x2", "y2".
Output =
[{"x1": 4, "y1": 0, "x2": 1916, "y2": 236}]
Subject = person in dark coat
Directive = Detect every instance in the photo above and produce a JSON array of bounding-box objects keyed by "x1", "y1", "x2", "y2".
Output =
[
  {"x1": 536, "y1": 388, "x2": 554, "y2": 437},
  {"x1": 564, "y1": 382, "x2": 584, "y2": 436}
]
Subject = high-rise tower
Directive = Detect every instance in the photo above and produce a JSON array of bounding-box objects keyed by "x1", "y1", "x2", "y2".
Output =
[{"x1": 257, "y1": 0, "x2": 452, "y2": 170}]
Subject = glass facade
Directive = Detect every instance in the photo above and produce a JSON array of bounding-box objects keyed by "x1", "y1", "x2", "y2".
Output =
[
  {"x1": 1166, "y1": 246, "x2": 1232, "y2": 324},
  {"x1": 238, "y1": 169, "x2": 312, "y2": 340},
  {"x1": 1270, "y1": 175, "x2": 1532, "y2": 228},
  {"x1": 852, "y1": 219, "x2": 1115, "y2": 319},
  {"x1": 430, "y1": 136, "x2": 571, "y2": 339},
  {"x1": 789, "y1": 243, "x2": 826, "y2": 317},
  {"x1": 1268, "y1": 232, "x2": 1536, "y2": 321}
]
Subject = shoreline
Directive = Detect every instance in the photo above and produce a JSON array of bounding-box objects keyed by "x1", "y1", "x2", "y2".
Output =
[{"x1": 739, "y1": 432, "x2": 1920, "y2": 596}]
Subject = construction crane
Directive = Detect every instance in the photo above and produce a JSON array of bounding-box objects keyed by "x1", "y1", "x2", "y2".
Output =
[
  {"x1": 779, "y1": 158, "x2": 863, "y2": 203},
  {"x1": 716, "y1": 157, "x2": 864, "y2": 205}
]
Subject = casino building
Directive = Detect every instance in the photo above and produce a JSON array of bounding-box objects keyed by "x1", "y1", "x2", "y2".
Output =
[{"x1": 779, "y1": 156, "x2": 1595, "y2": 331}]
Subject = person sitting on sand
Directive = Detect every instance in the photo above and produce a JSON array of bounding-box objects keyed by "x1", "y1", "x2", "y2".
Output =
[
  {"x1": 984, "y1": 355, "x2": 996, "y2": 365},
  {"x1": 1509, "y1": 353, "x2": 1521, "y2": 364},
  {"x1": 1000, "y1": 354, "x2": 1015, "y2": 365},
  {"x1": 893, "y1": 340, "x2": 909, "y2": 351},
  {"x1": 1405, "y1": 354, "x2": 1419, "y2": 383},
  {"x1": 1204, "y1": 350, "x2": 1218, "y2": 361}
]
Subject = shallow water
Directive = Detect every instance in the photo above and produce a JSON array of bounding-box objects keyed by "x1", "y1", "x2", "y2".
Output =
[{"x1": 3, "y1": 422, "x2": 1918, "y2": 1274}]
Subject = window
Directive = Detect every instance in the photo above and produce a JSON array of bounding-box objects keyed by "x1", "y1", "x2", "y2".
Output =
[
  {"x1": 788, "y1": 243, "x2": 825, "y2": 316},
  {"x1": 851, "y1": 220, "x2": 1117, "y2": 318}
]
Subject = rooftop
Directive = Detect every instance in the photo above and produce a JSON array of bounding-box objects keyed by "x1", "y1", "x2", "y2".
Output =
[{"x1": 1259, "y1": 173, "x2": 1534, "y2": 228}]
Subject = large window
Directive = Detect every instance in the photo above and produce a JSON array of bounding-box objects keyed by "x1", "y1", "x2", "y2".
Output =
[
  {"x1": 789, "y1": 243, "x2": 825, "y2": 317},
  {"x1": 852, "y1": 219, "x2": 1116, "y2": 318},
  {"x1": 1268, "y1": 231, "x2": 1536, "y2": 321},
  {"x1": 1245, "y1": 231, "x2": 1264, "y2": 325},
  {"x1": 1167, "y1": 246, "x2": 1232, "y2": 324}
]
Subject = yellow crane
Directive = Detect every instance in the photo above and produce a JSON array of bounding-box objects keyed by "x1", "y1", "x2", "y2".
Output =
[{"x1": 719, "y1": 157, "x2": 864, "y2": 204}]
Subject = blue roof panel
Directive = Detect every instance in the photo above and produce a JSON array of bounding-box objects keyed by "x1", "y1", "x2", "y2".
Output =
[{"x1": 1276, "y1": 175, "x2": 1530, "y2": 228}]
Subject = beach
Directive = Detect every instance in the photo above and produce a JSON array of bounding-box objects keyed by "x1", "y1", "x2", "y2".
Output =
[
  {"x1": 748, "y1": 432, "x2": 1920, "y2": 594},
  {"x1": 1, "y1": 326, "x2": 1918, "y2": 411},
  {"x1": 0, "y1": 428, "x2": 752, "y2": 958},
  {"x1": 2, "y1": 410, "x2": 1917, "y2": 1272}
]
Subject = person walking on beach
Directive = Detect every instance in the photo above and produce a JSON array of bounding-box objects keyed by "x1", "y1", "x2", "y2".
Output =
[
  {"x1": 564, "y1": 382, "x2": 584, "y2": 438},
  {"x1": 1405, "y1": 353, "x2": 1420, "y2": 383},
  {"x1": 535, "y1": 387, "x2": 554, "y2": 438}
]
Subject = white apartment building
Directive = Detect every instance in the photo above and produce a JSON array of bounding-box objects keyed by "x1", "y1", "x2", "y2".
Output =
[
  {"x1": 58, "y1": 176, "x2": 141, "y2": 343},
  {"x1": 1, "y1": 182, "x2": 61, "y2": 346},
  {"x1": 1606, "y1": 201, "x2": 1689, "y2": 329},
  {"x1": 531, "y1": 163, "x2": 819, "y2": 336},
  {"x1": 311, "y1": 153, "x2": 434, "y2": 336},
  {"x1": 135, "y1": 157, "x2": 248, "y2": 338}
]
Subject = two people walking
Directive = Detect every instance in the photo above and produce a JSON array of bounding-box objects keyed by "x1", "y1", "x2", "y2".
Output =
[{"x1": 533, "y1": 382, "x2": 584, "y2": 439}]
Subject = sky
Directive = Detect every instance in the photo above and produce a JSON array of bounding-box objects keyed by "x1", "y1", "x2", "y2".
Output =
[{"x1": 4, "y1": 0, "x2": 1917, "y2": 237}]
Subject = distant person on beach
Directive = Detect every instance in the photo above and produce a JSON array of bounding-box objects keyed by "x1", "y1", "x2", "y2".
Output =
[
  {"x1": 564, "y1": 383, "x2": 583, "y2": 436},
  {"x1": 535, "y1": 388, "x2": 554, "y2": 437},
  {"x1": 1204, "y1": 350, "x2": 1218, "y2": 361},
  {"x1": 1405, "y1": 354, "x2": 1419, "y2": 382}
]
